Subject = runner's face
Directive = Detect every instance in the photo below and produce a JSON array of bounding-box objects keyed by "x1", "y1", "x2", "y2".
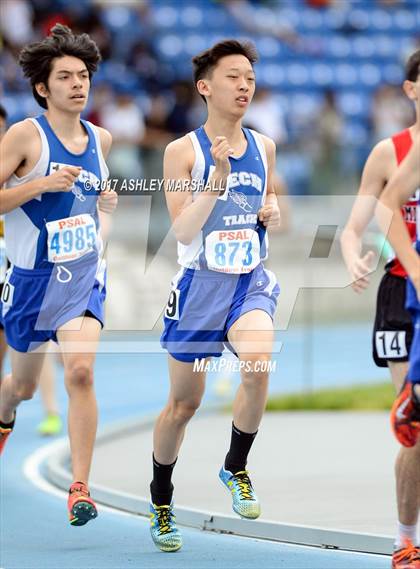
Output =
[
  {"x1": 204, "y1": 54, "x2": 255, "y2": 117},
  {"x1": 37, "y1": 55, "x2": 90, "y2": 112}
]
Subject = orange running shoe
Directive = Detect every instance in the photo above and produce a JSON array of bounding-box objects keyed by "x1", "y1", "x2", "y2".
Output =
[
  {"x1": 391, "y1": 382, "x2": 420, "y2": 448},
  {"x1": 68, "y1": 482, "x2": 98, "y2": 526},
  {"x1": 0, "y1": 415, "x2": 15, "y2": 456},
  {"x1": 392, "y1": 540, "x2": 420, "y2": 569}
]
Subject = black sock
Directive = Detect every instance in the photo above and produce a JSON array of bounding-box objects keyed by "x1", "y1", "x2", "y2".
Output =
[
  {"x1": 150, "y1": 454, "x2": 177, "y2": 506},
  {"x1": 0, "y1": 415, "x2": 15, "y2": 430},
  {"x1": 224, "y1": 422, "x2": 258, "y2": 474}
]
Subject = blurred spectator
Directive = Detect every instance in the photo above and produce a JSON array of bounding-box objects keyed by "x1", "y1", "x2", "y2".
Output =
[
  {"x1": 219, "y1": 0, "x2": 300, "y2": 48},
  {"x1": 140, "y1": 93, "x2": 172, "y2": 181},
  {"x1": 244, "y1": 87, "x2": 287, "y2": 146},
  {"x1": 0, "y1": 0, "x2": 34, "y2": 47},
  {"x1": 127, "y1": 40, "x2": 165, "y2": 92},
  {"x1": 309, "y1": 90, "x2": 344, "y2": 194},
  {"x1": 85, "y1": 82, "x2": 113, "y2": 127},
  {"x1": 0, "y1": 40, "x2": 28, "y2": 93},
  {"x1": 306, "y1": 0, "x2": 335, "y2": 7},
  {"x1": 142, "y1": 93, "x2": 172, "y2": 150},
  {"x1": 101, "y1": 86, "x2": 145, "y2": 179},
  {"x1": 187, "y1": 91, "x2": 208, "y2": 132},
  {"x1": 371, "y1": 84, "x2": 413, "y2": 143},
  {"x1": 131, "y1": 0, "x2": 154, "y2": 43},
  {"x1": 164, "y1": 81, "x2": 196, "y2": 137},
  {"x1": 378, "y1": 0, "x2": 403, "y2": 6},
  {"x1": 68, "y1": 6, "x2": 113, "y2": 61},
  {"x1": 32, "y1": 0, "x2": 72, "y2": 37},
  {"x1": 39, "y1": 13, "x2": 71, "y2": 35}
]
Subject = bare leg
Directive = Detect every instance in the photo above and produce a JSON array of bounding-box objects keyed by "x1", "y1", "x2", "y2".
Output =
[
  {"x1": 57, "y1": 316, "x2": 100, "y2": 484},
  {"x1": 0, "y1": 347, "x2": 46, "y2": 424},
  {"x1": 0, "y1": 329, "x2": 7, "y2": 380},
  {"x1": 153, "y1": 356, "x2": 206, "y2": 465},
  {"x1": 228, "y1": 309, "x2": 274, "y2": 433},
  {"x1": 38, "y1": 348, "x2": 59, "y2": 416},
  {"x1": 216, "y1": 309, "x2": 274, "y2": 520},
  {"x1": 389, "y1": 361, "x2": 420, "y2": 527}
]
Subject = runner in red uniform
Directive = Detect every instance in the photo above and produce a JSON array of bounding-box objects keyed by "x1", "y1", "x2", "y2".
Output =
[{"x1": 341, "y1": 49, "x2": 420, "y2": 568}]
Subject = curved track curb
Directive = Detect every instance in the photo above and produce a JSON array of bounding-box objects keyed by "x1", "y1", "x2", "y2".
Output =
[{"x1": 44, "y1": 410, "x2": 393, "y2": 556}]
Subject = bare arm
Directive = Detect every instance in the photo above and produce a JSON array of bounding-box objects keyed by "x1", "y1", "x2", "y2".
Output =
[
  {"x1": 97, "y1": 126, "x2": 113, "y2": 159},
  {"x1": 378, "y1": 135, "x2": 420, "y2": 295},
  {"x1": 258, "y1": 136, "x2": 281, "y2": 229},
  {"x1": 96, "y1": 127, "x2": 118, "y2": 224},
  {"x1": 340, "y1": 139, "x2": 395, "y2": 292},
  {"x1": 273, "y1": 171, "x2": 291, "y2": 233},
  {"x1": 0, "y1": 120, "x2": 80, "y2": 214},
  {"x1": 164, "y1": 135, "x2": 232, "y2": 245}
]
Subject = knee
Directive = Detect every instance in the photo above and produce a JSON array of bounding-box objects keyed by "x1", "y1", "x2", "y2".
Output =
[
  {"x1": 14, "y1": 381, "x2": 37, "y2": 401},
  {"x1": 169, "y1": 399, "x2": 201, "y2": 426},
  {"x1": 241, "y1": 357, "x2": 271, "y2": 389},
  {"x1": 66, "y1": 362, "x2": 94, "y2": 390}
]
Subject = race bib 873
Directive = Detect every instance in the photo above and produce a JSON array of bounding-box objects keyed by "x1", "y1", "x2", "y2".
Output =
[
  {"x1": 205, "y1": 229, "x2": 260, "y2": 274},
  {"x1": 46, "y1": 214, "x2": 97, "y2": 263}
]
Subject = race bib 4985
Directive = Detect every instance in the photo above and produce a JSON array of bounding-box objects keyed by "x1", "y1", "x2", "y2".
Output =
[
  {"x1": 205, "y1": 229, "x2": 260, "y2": 274},
  {"x1": 46, "y1": 214, "x2": 97, "y2": 263}
]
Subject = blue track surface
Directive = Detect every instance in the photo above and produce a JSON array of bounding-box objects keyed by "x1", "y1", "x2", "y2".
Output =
[{"x1": 1, "y1": 333, "x2": 391, "y2": 569}]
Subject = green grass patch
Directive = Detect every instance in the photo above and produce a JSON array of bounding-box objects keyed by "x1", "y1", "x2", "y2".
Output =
[{"x1": 266, "y1": 382, "x2": 395, "y2": 411}]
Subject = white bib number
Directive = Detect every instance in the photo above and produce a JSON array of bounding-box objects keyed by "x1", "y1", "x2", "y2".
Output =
[
  {"x1": 46, "y1": 214, "x2": 97, "y2": 263},
  {"x1": 375, "y1": 331, "x2": 407, "y2": 359},
  {"x1": 165, "y1": 289, "x2": 180, "y2": 320},
  {"x1": 1, "y1": 276, "x2": 14, "y2": 317},
  {"x1": 205, "y1": 229, "x2": 260, "y2": 274}
]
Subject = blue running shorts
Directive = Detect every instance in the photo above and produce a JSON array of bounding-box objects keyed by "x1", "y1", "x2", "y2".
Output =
[
  {"x1": 1, "y1": 256, "x2": 106, "y2": 353},
  {"x1": 161, "y1": 263, "x2": 279, "y2": 362}
]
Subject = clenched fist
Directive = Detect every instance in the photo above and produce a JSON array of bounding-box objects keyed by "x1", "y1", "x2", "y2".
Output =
[
  {"x1": 211, "y1": 136, "x2": 234, "y2": 179},
  {"x1": 258, "y1": 203, "x2": 281, "y2": 228},
  {"x1": 44, "y1": 166, "x2": 82, "y2": 193},
  {"x1": 98, "y1": 189, "x2": 118, "y2": 214}
]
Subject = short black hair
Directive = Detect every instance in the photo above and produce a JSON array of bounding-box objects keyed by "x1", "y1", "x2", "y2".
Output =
[
  {"x1": 405, "y1": 49, "x2": 420, "y2": 81},
  {"x1": 192, "y1": 39, "x2": 258, "y2": 101},
  {"x1": 19, "y1": 23, "x2": 101, "y2": 109},
  {"x1": 0, "y1": 103, "x2": 7, "y2": 120}
]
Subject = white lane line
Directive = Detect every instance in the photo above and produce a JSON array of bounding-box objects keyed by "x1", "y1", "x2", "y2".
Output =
[
  {"x1": 21, "y1": 438, "x2": 282, "y2": 545},
  {"x1": 22, "y1": 439, "x2": 137, "y2": 520}
]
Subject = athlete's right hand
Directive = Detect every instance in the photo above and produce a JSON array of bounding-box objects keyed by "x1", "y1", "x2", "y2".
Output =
[
  {"x1": 210, "y1": 136, "x2": 233, "y2": 184},
  {"x1": 349, "y1": 250, "x2": 375, "y2": 293},
  {"x1": 44, "y1": 166, "x2": 82, "y2": 193}
]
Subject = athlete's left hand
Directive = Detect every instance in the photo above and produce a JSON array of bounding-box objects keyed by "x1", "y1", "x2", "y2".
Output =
[
  {"x1": 258, "y1": 203, "x2": 281, "y2": 228},
  {"x1": 98, "y1": 189, "x2": 118, "y2": 214}
]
